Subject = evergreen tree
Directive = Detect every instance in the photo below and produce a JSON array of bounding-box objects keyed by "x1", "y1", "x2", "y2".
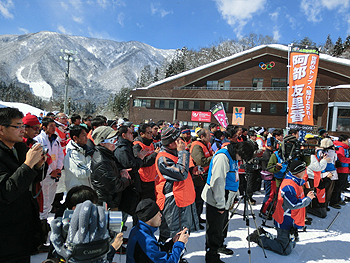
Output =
[
  {"x1": 109, "y1": 87, "x2": 133, "y2": 117},
  {"x1": 333, "y1": 37, "x2": 344, "y2": 57},
  {"x1": 323, "y1": 34, "x2": 334, "y2": 55},
  {"x1": 153, "y1": 68, "x2": 159, "y2": 82}
]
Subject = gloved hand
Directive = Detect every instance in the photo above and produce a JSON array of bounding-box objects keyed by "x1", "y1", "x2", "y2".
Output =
[{"x1": 225, "y1": 190, "x2": 239, "y2": 211}]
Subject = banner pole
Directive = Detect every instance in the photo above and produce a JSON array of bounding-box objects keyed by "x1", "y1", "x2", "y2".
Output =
[{"x1": 286, "y1": 43, "x2": 293, "y2": 131}]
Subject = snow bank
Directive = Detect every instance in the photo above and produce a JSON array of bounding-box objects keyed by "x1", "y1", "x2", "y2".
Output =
[{"x1": 0, "y1": 101, "x2": 44, "y2": 116}]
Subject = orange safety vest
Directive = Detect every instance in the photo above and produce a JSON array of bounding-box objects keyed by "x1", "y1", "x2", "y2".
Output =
[
  {"x1": 155, "y1": 151, "x2": 196, "y2": 210},
  {"x1": 273, "y1": 178, "x2": 306, "y2": 227},
  {"x1": 189, "y1": 140, "x2": 212, "y2": 172},
  {"x1": 221, "y1": 142, "x2": 230, "y2": 148},
  {"x1": 184, "y1": 138, "x2": 192, "y2": 151},
  {"x1": 133, "y1": 141, "x2": 157, "y2": 182}
]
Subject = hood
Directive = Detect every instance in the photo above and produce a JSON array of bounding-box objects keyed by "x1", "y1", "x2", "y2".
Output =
[
  {"x1": 285, "y1": 172, "x2": 305, "y2": 186},
  {"x1": 334, "y1": 140, "x2": 349, "y2": 149}
]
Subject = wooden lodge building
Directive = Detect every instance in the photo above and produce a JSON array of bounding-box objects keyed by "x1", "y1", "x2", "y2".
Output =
[{"x1": 129, "y1": 44, "x2": 350, "y2": 133}]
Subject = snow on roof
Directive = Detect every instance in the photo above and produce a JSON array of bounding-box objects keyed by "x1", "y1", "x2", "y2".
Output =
[
  {"x1": 0, "y1": 101, "x2": 44, "y2": 116},
  {"x1": 139, "y1": 44, "x2": 350, "y2": 90},
  {"x1": 329, "y1": 84, "x2": 350, "y2": 90}
]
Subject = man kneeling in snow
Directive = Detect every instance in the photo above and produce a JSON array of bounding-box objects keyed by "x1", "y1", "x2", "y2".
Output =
[
  {"x1": 126, "y1": 198, "x2": 189, "y2": 263},
  {"x1": 247, "y1": 160, "x2": 315, "y2": 255}
]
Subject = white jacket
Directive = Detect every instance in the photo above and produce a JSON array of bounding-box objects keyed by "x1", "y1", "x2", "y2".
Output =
[
  {"x1": 64, "y1": 140, "x2": 92, "y2": 191},
  {"x1": 34, "y1": 130, "x2": 64, "y2": 176}
]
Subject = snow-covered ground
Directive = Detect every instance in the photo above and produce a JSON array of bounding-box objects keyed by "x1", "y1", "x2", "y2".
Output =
[{"x1": 32, "y1": 190, "x2": 350, "y2": 263}]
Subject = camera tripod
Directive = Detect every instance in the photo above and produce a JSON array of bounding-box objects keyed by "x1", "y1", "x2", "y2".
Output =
[{"x1": 223, "y1": 181, "x2": 267, "y2": 263}]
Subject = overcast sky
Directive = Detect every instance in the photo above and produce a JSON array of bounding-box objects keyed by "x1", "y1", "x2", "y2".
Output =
[{"x1": 1, "y1": 0, "x2": 350, "y2": 50}]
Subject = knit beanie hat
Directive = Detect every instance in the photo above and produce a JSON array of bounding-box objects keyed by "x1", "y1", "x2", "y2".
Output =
[
  {"x1": 319, "y1": 129, "x2": 327, "y2": 136},
  {"x1": 161, "y1": 126, "x2": 181, "y2": 146},
  {"x1": 22, "y1": 113, "x2": 40, "y2": 126},
  {"x1": 135, "y1": 198, "x2": 160, "y2": 222},
  {"x1": 289, "y1": 160, "x2": 306, "y2": 175},
  {"x1": 92, "y1": 126, "x2": 118, "y2": 145}
]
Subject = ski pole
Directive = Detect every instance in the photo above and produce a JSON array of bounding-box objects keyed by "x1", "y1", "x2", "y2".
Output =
[{"x1": 325, "y1": 211, "x2": 340, "y2": 232}]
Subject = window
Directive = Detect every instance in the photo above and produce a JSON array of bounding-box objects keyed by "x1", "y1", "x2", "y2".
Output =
[
  {"x1": 252, "y1": 78, "x2": 263, "y2": 90},
  {"x1": 337, "y1": 108, "x2": 350, "y2": 132},
  {"x1": 205, "y1": 102, "x2": 229, "y2": 112},
  {"x1": 206, "y1": 80, "x2": 230, "y2": 90},
  {"x1": 271, "y1": 78, "x2": 287, "y2": 88},
  {"x1": 178, "y1": 100, "x2": 200, "y2": 110},
  {"x1": 250, "y1": 103, "x2": 262, "y2": 113},
  {"x1": 269, "y1": 104, "x2": 277, "y2": 114},
  {"x1": 133, "y1": 99, "x2": 151, "y2": 107},
  {"x1": 154, "y1": 100, "x2": 174, "y2": 109}
]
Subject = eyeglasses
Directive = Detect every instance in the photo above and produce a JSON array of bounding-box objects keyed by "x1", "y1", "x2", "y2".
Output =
[
  {"x1": 58, "y1": 117, "x2": 68, "y2": 119},
  {"x1": 146, "y1": 131, "x2": 152, "y2": 134},
  {"x1": 7, "y1": 125, "x2": 26, "y2": 130}
]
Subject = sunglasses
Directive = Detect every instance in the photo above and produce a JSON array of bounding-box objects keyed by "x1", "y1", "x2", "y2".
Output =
[{"x1": 102, "y1": 136, "x2": 118, "y2": 144}]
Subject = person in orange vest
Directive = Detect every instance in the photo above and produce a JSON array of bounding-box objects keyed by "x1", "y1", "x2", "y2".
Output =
[
  {"x1": 247, "y1": 160, "x2": 315, "y2": 255},
  {"x1": 189, "y1": 128, "x2": 213, "y2": 229},
  {"x1": 155, "y1": 127, "x2": 199, "y2": 243},
  {"x1": 180, "y1": 125, "x2": 192, "y2": 151},
  {"x1": 150, "y1": 122, "x2": 161, "y2": 143},
  {"x1": 133, "y1": 123, "x2": 160, "y2": 200}
]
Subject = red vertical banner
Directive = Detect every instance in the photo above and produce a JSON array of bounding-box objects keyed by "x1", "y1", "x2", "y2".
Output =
[{"x1": 287, "y1": 46, "x2": 319, "y2": 130}]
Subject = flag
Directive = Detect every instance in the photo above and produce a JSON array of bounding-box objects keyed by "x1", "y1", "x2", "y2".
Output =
[
  {"x1": 287, "y1": 46, "x2": 319, "y2": 130},
  {"x1": 210, "y1": 102, "x2": 229, "y2": 128}
]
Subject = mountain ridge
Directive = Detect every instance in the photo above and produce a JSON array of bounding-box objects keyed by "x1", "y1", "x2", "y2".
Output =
[{"x1": 0, "y1": 31, "x2": 174, "y2": 104}]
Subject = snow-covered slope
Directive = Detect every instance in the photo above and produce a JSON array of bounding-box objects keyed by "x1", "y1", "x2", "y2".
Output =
[{"x1": 0, "y1": 31, "x2": 174, "y2": 103}]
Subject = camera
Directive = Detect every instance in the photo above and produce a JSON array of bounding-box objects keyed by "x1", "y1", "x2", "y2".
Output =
[
  {"x1": 240, "y1": 157, "x2": 261, "y2": 171},
  {"x1": 282, "y1": 140, "x2": 316, "y2": 161},
  {"x1": 197, "y1": 166, "x2": 204, "y2": 173},
  {"x1": 32, "y1": 142, "x2": 49, "y2": 155},
  {"x1": 62, "y1": 208, "x2": 123, "y2": 234}
]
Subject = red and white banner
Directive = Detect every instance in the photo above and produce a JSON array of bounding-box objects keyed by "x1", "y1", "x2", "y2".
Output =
[
  {"x1": 191, "y1": 111, "x2": 211, "y2": 122},
  {"x1": 287, "y1": 46, "x2": 319, "y2": 131}
]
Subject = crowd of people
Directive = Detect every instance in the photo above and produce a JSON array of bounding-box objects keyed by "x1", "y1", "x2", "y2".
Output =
[{"x1": 1, "y1": 108, "x2": 349, "y2": 263}]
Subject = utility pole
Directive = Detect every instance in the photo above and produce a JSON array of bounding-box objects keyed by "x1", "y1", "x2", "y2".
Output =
[{"x1": 60, "y1": 49, "x2": 79, "y2": 115}]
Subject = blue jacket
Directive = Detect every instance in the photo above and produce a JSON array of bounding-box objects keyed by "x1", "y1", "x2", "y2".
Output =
[
  {"x1": 206, "y1": 148, "x2": 239, "y2": 191},
  {"x1": 274, "y1": 173, "x2": 311, "y2": 230},
  {"x1": 126, "y1": 220, "x2": 185, "y2": 263},
  {"x1": 273, "y1": 151, "x2": 288, "y2": 179}
]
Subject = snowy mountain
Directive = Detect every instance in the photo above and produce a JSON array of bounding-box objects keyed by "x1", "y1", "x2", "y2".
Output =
[{"x1": 0, "y1": 31, "x2": 174, "y2": 104}]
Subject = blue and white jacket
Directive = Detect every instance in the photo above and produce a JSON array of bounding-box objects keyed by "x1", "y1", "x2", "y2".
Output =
[{"x1": 126, "y1": 220, "x2": 185, "y2": 263}]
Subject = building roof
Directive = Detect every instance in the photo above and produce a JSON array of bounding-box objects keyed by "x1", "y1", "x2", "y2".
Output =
[{"x1": 139, "y1": 44, "x2": 350, "y2": 90}]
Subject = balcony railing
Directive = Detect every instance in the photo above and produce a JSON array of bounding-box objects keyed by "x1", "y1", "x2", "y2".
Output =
[{"x1": 174, "y1": 86, "x2": 330, "y2": 91}]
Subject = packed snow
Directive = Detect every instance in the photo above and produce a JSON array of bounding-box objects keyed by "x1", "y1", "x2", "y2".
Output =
[
  {"x1": 31, "y1": 190, "x2": 350, "y2": 263},
  {"x1": 16, "y1": 66, "x2": 52, "y2": 100}
]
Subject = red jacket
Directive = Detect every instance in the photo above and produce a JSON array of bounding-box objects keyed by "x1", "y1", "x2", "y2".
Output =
[{"x1": 334, "y1": 141, "x2": 350, "y2": 174}]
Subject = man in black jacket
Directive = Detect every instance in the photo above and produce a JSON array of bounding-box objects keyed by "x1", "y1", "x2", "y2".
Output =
[
  {"x1": 115, "y1": 125, "x2": 149, "y2": 193},
  {"x1": 91, "y1": 126, "x2": 131, "y2": 210},
  {"x1": 0, "y1": 107, "x2": 46, "y2": 263}
]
